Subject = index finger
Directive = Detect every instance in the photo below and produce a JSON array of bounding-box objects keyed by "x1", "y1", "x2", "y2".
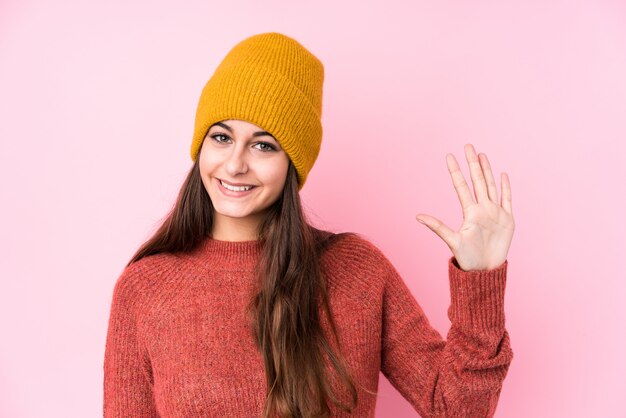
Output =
[{"x1": 446, "y1": 153, "x2": 475, "y2": 212}]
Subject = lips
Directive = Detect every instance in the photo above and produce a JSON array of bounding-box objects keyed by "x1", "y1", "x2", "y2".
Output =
[
  {"x1": 218, "y1": 178, "x2": 255, "y2": 187},
  {"x1": 216, "y1": 178, "x2": 257, "y2": 197}
]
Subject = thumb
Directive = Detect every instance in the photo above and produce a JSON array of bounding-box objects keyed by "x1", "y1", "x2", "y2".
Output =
[{"x1": 415, "y1": 214, "x2": 457, "y2": 250}]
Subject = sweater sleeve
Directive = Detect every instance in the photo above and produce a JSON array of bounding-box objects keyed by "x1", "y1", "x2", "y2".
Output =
[
  {"x1": 103, "y1": 262, "x2": 158, "y2": 417},
  {"x1": 380, "y1": 255, "x2": 513, "y2": 418}
]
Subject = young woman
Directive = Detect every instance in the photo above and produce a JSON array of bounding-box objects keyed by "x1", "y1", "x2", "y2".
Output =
[{"x1": 103, "y1": 32, "x2": 515, "y2": 418}]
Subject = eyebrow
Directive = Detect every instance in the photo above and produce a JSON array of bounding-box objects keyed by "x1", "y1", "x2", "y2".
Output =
[{"x1": 211, "y1": 122, "x2": 276, "y2": 141}]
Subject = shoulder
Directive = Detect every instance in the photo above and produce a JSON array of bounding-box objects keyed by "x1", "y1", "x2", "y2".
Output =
[
  {"x1": 316, "y1": 228, "x2": 391, "y2": 270},
  {"x1": 314, "y1": 227, "x2": 395, "y2": 294},
  {"x1": 110, "y1": 251, "x2": 187, "y2": 304}
]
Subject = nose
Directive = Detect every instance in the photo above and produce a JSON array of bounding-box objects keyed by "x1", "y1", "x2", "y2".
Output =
[{"x1": 224, "y1": 142, "x2": 248, "y2": 176}]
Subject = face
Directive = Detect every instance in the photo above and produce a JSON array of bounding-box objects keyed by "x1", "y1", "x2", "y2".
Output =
[{"x1": 199, "y1": 119, "x2": 290, "y2": 234}]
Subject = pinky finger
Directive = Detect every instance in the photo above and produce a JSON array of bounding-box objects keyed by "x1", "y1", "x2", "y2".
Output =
[{"x1": 501, "y1": 172, "x2": 513, "y2": 215}]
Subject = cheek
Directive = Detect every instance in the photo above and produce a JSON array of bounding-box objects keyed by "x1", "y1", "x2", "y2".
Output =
[
  {"x1": 261, "y1": 159, "x2": 289, "y2": 188},
  {"x1": 198, "y1": 151, "x2": 220, "y2": 174}
]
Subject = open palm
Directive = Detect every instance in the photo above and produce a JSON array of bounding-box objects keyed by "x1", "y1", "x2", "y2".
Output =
[{"x1": 416, "y1": 144, "x2": 515, "y2": 271}]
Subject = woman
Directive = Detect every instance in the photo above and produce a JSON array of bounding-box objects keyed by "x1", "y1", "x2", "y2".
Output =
[{"x1": 103, "y1": 32, "x2": 515, "y2": 418}]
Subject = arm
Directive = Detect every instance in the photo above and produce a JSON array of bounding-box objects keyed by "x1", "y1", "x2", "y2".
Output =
[
  {"x1": 103, "y1": 263, "x2": 158, "y2": 417},
  {"x1": 380, "y1": 256, "x2": 513, "y2": 418}
]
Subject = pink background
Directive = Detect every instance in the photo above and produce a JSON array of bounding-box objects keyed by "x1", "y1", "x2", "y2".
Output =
[{"x1": 1, "y1": 0, "x2": 625, "y2": 417}]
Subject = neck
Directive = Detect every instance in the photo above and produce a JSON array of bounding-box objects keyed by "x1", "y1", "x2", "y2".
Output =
[
  {"x1": 188, "y1": 234, "x2": 262, "y2": 271},
  {"x1": 211, "y1": 212, "x2": 263, "y2": 242}
]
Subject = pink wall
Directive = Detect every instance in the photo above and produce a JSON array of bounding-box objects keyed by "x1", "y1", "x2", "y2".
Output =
[{"x1": 1, "y1": 0, "x2": 625, "y2": 416}]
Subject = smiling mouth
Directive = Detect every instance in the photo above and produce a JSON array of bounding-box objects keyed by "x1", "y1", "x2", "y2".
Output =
[{"x1": 218, "y1": 179, "x2": 256, "y2": 192}]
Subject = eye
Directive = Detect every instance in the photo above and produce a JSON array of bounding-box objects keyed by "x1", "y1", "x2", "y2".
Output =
[
  {"x1": 254, "y1": 142, "x2": 277, "y2": 152},
  {"x1": 210, "y1": 133, "x2": 230, "y2": 144}
]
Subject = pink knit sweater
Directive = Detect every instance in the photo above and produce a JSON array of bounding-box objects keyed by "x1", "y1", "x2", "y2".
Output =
[{"x1": 103, "y1": 232, "x2": 512, "y2": 417}]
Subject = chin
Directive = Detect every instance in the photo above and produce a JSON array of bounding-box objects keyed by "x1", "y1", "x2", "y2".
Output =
[
  {"x1": 219, "y1": 211, "x2": 253, "y2": 219},
  {"x1": 211, "y1": 204, "x2": 250, "y2": 219}
]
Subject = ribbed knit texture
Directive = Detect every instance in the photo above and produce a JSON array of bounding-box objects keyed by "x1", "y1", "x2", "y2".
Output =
[
  {"x1": 190, "y1": 32, "x2": 325, "y2": 190},
  {"x1": 103, "y1": 233, "x2": 513, "y2": 417}
]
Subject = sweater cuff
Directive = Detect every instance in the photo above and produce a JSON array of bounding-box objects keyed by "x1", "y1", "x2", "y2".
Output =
[{"x1": 447, "y1": 256, "x2": 508, "y2": 331}]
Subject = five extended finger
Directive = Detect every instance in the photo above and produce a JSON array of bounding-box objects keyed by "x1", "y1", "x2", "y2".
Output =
[
  {"x1": 464, "y1": 144, "x2": 489, "y2": 203},
  {"x1": 415, "y1": 214, "x2": 457, "y2": 251},
  {"x1": 478, "y1": 153, "x2": 499, "y2": 203},
  {"x1": 446, "y1": 153, "x2": 475, "y2": 212},
  {"x1": 501, "y1": 172, "x2": 513, "y2": 215}
]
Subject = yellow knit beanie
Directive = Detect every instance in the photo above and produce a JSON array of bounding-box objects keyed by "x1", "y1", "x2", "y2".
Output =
[{"x1": 190, "y1": 32, "x2": 324, "y2": 190}]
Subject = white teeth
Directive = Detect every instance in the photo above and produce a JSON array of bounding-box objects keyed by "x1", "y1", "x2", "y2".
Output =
[{"x1": 220, "y1": 180, "x2": 253, "y2": 192}]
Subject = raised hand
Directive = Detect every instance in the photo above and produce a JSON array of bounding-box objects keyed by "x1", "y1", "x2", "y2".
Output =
[{"x1": 415, "y1": 144, "x2": 515, "y2": 271}]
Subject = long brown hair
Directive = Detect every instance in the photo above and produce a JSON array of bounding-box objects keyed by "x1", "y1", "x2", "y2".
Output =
[{"x1": 126, "y1": 150, "x2": 369, "y2": 416}]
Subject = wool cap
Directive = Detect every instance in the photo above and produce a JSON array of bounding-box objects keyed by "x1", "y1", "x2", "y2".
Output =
[{"x1": 190, "y1": 32, "x2": 325, "y2": 190}]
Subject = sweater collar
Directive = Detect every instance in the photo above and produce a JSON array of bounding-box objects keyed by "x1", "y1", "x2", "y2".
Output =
[{"x1": 192, "y1": 234, "x2": 262, "y2": 270}]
